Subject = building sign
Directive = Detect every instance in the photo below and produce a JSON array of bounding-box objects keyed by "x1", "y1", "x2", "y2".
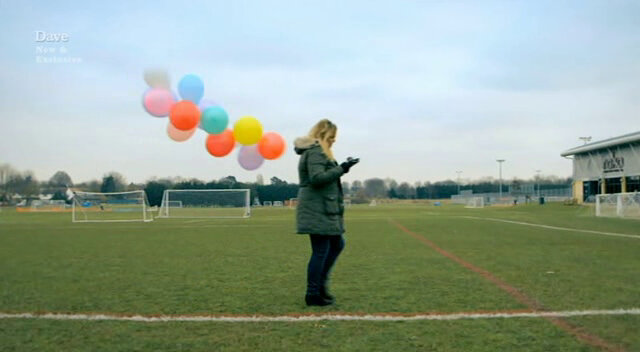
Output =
[
  {"x1": 603, "y1": 151, "x2": 624, "y2": 173},
  {"x1": 573, "y1": 143, "x2": 640, "y2": 180}
]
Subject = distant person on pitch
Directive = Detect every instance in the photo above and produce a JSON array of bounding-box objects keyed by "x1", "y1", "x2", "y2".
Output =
[{"x1": 294, "y1": 119, "x2": 359, "y2": 306}]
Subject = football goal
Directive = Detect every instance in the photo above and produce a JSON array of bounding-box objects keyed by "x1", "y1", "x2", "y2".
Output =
[
  {"x1": 72, "y1": 190, "x2": 153, "y2": 223},
  {"x1": 157, "y1": 189, "x2": 250, "y2": 219},
  {"x1": 465, "y1": 197, "x2": 485, "y2": 208},
  {"x1": 20, "y1": 199, "x2": 67, "y2": 212},
  {"x1": 596, "y1": 192, "x2": 640, "y2": 219}
]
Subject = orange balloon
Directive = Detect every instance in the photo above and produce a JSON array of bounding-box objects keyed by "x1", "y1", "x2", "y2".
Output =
[
  {"x1": 206, "y1": 129, "x2": 235, "y2": 157},
  {"x1": 170, "y1": 100, "x2": 200, "y2": 131},
  {"x1": 258, "y1": 132, "x2": 285, "y2": 160}
]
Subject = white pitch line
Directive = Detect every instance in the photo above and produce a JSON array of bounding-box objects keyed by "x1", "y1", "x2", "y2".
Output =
[
  {"x1": 182, "y1": 219, "x2": 210, "y2": 224},
  {"x1": 1, "y1": 308, "x2": 639, "y2": 323},
  {"x1": 461, "y1": 216, "x2": 640, "y2": 240}
]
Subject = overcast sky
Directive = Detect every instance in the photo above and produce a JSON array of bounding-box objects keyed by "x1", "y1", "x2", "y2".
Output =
[{"x1": 0, "y1": 1, "x2": 638, "y2": 185}]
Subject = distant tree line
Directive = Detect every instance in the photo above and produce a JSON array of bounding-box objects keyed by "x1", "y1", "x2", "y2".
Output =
[
  {"x1": 142, "y1": 175, "x2": 298, "y2": 206},
  {"x1": 0, "y1": 162, "x2": 572, "y2": 206}
]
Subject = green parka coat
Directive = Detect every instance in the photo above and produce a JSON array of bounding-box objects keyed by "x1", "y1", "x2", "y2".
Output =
[{"x1": 294, "y1": 136, "x2": 345, "y2": 235}]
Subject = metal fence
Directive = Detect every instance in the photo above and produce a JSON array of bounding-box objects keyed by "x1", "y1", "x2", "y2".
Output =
[{"x1": 452, "y1": 187, "x2": 572, "y2": 206}]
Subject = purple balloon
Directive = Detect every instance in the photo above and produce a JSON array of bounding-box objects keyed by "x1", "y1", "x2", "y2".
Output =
[
  {"x1": 198, "y1": 99, "x2": 218, "y2": 112},
  {"x1": 238, "y1": 145, "x2": 264, "y2": 171}
]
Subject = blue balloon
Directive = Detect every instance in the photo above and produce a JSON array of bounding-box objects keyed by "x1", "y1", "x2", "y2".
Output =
[
  {"x1": 201, "y1": 106, "x2": 229, "y2": 134},
  {"x1": 178, "y1": 74, "x2": 204, "y2": 104}
]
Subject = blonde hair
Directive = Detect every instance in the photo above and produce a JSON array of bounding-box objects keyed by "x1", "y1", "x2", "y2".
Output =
[{"x1": 308, "y1": 119, "x2": 337, "y2": 160}]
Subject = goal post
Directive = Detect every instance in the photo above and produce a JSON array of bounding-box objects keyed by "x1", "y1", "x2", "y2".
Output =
[
  {"x1": 596, "y1": 192, "x2": 640, "y2": 219},
  {"x1": 72, "y1": 190, "x2": 153, "y2": 223},
  {"x1": 157, "y1": 189, "x2": 251, "y2": 219}
]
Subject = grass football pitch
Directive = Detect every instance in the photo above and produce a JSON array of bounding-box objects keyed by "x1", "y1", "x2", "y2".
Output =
[{"x1": 1, "y1": 202, "x2": 639, "y2": 351}]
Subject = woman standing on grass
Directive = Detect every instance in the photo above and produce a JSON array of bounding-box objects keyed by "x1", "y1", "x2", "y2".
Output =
[{"x1": 294, "y1": 119, "x2": 359, "y2": 306}]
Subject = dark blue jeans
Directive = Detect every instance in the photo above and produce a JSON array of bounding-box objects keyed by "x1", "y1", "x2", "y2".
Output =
[{"x1": 307, "y1": 234, "x2": 345, "y2": 295}]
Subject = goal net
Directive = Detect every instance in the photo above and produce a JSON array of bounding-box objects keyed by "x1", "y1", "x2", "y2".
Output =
[
  {"x1": 596, "y1": 192, "x2": 640, "y2": 219},
  {"x1": 157, "y1": 189, "x2": 250, "y2": 218},
  {"x1": 72, "y1": 190, "x2": 153, "y2": 223},
  {"x1": 165, "y1": 200, "x2": 183, "y2": 208},
  {"x1": 465, "y1": 197, "x2": 485, "y2": 208}
]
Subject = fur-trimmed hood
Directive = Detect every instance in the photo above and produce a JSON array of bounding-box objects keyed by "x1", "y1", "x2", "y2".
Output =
[{"x1": 294, "y1": 136, "x2": 320, "y2": 155}]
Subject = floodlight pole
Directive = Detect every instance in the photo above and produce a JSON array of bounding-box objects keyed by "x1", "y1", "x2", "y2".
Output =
[
  {"x1": 456, "y1": 171, "x2": 462, "y2": 195},
  {"x1": 497, "y1": 160, "x2": 505, "y2": 199},
  {"x1": 535, "y1": 170, "x2": 541, "y2": 197}
]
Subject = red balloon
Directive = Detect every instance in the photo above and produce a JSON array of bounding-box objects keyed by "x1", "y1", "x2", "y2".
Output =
[
  {"x1": 206, "y1": 129, "x2": 235, "y2": 157},
  {"x1": 258, "y1": 132, "x2": 285, "y2": 160},
  {"x1": 170, "y1": 100, "x2": 200, "y2": 131}
]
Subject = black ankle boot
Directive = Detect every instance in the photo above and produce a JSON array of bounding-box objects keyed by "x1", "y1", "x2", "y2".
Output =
[
  {"x1": 305, "y1": 294, "x2": 333, "y2": 306},
  {"x1": 320, "y1": 286, "x2": 335, "y2": 303}
]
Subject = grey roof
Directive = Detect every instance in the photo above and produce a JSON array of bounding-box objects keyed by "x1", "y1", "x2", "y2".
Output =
[{"x1": 561, "y1": 131, "x2": 640, "y2": 157}]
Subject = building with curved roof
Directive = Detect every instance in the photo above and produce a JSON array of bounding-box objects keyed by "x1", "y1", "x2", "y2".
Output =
[{"x1": 561, "y1": 131, "x2": 640, "y2": 203}]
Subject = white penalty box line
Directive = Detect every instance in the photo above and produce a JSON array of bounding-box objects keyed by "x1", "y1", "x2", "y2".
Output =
[
  {"x1": 460, "y1": 216, "x2": 640, "y2": 240},
  {"x1": 1, "y1": 308, "x2": 639, "y2": 323}
]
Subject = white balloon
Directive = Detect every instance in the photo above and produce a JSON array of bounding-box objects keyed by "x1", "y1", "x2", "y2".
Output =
[{"x1": 144, "y1": 69, "x2": 170, "y2": 89}]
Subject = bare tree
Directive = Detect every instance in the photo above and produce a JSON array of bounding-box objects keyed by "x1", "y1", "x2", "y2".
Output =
[
  {"x1": 6, "y1": 171, "x2": 40, "y2": 197},
  {"x1": 384, "y1": 178, "x2": 398, "y2": 190},
  {"x1": 101, "y1": 172, "x2": 127, "y2": 192},
  {"x1": 351, "y1": 180, "x2": 363, "y2": 193},
  {"x1": 397, "y1": 182, "x2": 416, "y2": 199},
  {"x1": 49, "y1": 171, "x2": 73, "y2": 187},
  {"x1": 341, "y1": 181, "x2": 350, "y2": 196},
  {"x1": 0, "y1": 164, "x2": 18, "y2": 198},
  {"x1": 364, "y1": 178, "x2": 387, "y2": 198}
]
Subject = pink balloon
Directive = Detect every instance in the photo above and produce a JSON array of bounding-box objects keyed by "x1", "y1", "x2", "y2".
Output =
[
  {"x1": 143, "y1": 88, "x2": 176, "y2": 117},
  {"x1": 238, "y1": 145, "x2": 264, "y2": 170},
  {"x1": 167, "y1": 122, "x2": 196, "y2": 142}
]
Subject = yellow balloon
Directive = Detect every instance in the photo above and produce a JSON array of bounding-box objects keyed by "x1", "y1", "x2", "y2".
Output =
[{"x1": 233, "y1": 116, "x2": 263, "y2": 145}]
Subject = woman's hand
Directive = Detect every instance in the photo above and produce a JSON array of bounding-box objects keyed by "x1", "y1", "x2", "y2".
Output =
[{"x1": 340, "y1": 157, "x2": 360, "y2": 173}]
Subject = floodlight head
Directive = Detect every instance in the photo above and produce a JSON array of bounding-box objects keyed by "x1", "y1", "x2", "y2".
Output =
[{"x1": 579, "y1": 136, "x2": 592, "y2": 145}]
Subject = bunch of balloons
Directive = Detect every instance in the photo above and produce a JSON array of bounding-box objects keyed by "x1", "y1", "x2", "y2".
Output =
[{"x1": 142, "y1": 70, "x2": 286, "y2": 170}]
